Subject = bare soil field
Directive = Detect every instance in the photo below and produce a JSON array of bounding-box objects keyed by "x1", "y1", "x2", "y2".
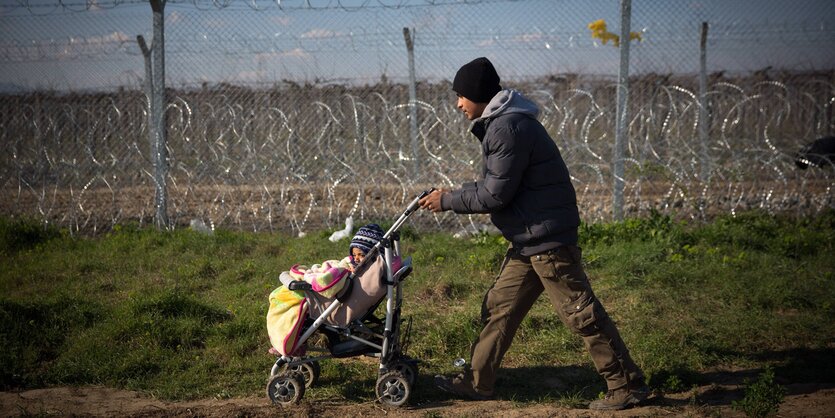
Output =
[
  {"x1": 3, "y1": 178, "x2": 832, "y2": 234},
  {"x1": 2, "y1": 379, "x2": 833, "y2": 417}
]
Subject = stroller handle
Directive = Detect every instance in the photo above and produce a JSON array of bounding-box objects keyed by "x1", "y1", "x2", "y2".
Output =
[
  {"x1": 382, "y1": 188, "x2": 435, "y2": 239},
  {"x1": 405, "y1": 187, "x2": 435, "y2": 214},
  {"x1": 352, "y1": 188, "x2": 434, "y2": 273}
]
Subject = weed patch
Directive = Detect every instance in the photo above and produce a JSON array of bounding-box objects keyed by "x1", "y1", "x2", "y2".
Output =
[
  {"x1": 0, "y1": 217, "x2": 62, "y2": 255},
  {"x1": 732, "y1": 366, "x2": 787, "y2": 417},
  {"x1": 0, "y1": 297, "x2": 103, "y2": 388}
]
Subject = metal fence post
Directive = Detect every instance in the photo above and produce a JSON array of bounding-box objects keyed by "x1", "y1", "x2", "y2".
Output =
[
  {"x1": 613, "y1": 0, "x2": 632, "y2": 221},
  {"x1": 403, "y1": 27, "x2": 419, "y2": 179},
  {"x1": 699, "y1": 21, "x2": 710, "y2": 183},
  {"x1": 138, "y1": 0, "x2": 169, "y2": 229}
]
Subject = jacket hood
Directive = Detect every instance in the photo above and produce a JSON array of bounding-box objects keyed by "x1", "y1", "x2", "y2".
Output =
[{"x1": 476, "y1": 89, "x2": 540, "y2": 121}]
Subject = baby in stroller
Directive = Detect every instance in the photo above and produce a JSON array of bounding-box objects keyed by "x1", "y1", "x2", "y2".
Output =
[
  {"x1": 265, "y1": 190, "x2": 431, "y2": 407},
  {"x1": 348, "y1": 224, "x2": 386, "y2": 270},
  {"x1": 266, "y1": 224, "x2": 394, "y2": 358}
]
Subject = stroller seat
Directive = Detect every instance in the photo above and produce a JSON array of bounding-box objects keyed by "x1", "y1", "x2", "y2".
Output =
[
  {"x1": 307, "y1": 255, "x2": 410, "y2": 327},
  {"x1": 310, "y1": 255, "x2": 412, "y2": 359},
  {"x1": 268, "y1": 254, "x2": 410, "y2": 358}
]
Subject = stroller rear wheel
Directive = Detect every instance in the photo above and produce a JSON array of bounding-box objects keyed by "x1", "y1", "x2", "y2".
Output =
[
  {"x1": 267, "y1": 371, "x2": 305, "y2": 405},
  {"x1": 375, "y1": 371, "x2": 411, "y2": 407},
  {"x1": 276, "y1": 358, "x2": 320, "y2": 388},
  {"x1": 388, "y1": 358, "x2": 418, "y2": 387}
]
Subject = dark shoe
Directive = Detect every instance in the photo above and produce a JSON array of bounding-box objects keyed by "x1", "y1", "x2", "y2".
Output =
[
  {"x1": 588, "y1": 383, "x2": 650, "y2": 411},
  {"x1": 434, "y1": 374, "x2": 494, "y2": 401}
]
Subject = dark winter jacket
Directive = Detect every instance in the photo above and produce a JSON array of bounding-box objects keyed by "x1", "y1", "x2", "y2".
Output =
[
  {"x1": 795, "y1": 135, "x2": 835, "y2": 169},
  {"x1": 441, "y1": 89, "x2": 580, "y2": 255}
]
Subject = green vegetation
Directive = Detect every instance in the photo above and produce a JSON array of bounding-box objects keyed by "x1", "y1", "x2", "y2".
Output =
[
  {"x1": 1, "y1": 210, "x2": 833, "y2": 409},
  {"x1": 732, "y1": 366, "x2": 787, "y2": 417}
]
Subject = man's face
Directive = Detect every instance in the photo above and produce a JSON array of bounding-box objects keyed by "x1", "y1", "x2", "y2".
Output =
[{"x1": 457, "y1": 94, "x2": 487, "y2": 121}]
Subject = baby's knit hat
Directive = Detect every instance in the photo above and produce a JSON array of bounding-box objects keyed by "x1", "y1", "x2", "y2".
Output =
[
  {"x1": 349, "y1": 224, "x2": 384, "y2": 257},
  {"x1": 452, "y1": 57, "x2": 502, "y2": 103}
]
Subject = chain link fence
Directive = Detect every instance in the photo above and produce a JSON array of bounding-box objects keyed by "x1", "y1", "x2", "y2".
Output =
[{"x1": 1, "y1": 0, "x2": 833, "y2": 235}]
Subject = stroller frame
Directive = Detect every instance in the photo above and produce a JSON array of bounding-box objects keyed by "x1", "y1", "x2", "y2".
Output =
[{"x1": 267, "y1": 189, "x2": 433, "y2": 407}]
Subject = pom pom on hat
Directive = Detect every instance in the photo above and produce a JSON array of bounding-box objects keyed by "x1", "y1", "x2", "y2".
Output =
[
  {"x1": 452, "y1": 57, "x2": 502, "y2": 103},
  {"x1": 349, "y1": 223, "x2": 384, "y2": 256}
]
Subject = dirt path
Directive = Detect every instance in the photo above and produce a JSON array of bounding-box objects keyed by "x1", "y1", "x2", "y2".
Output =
[{"x1": 2, "y1": 383, "x2": 833, "y2": 417}]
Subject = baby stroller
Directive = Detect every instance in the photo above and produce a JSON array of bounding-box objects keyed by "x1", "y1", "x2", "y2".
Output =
[{"x1": 266, "y1": 189, "x2": 433, "y2": 407}]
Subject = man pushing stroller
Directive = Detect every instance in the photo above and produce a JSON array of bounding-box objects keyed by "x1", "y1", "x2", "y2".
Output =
[{"x1": 420, "y1": 57, "x2": 649, "y2": 411}]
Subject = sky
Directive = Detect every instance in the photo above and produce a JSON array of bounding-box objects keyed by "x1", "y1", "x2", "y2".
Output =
[{"x1": 0, "y1": 0, "x2": 834, "y2": 91}]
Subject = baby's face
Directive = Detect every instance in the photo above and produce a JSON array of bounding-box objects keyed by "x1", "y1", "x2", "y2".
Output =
[{"x1": 351, "y1": 247, "x2": 366, "y2": 264}]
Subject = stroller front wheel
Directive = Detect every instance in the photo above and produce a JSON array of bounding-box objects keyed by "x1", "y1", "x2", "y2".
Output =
[
  {"x1": 267, "y1": 371, "x2": 305, "y2": 405},
  {"x1": 375, "y1": 371, "x2": 411, "y2": 407}
]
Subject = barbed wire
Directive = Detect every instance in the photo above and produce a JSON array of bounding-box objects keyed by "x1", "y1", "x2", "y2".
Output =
[
  {"x1": 3, "y1": 21, "x2": 832, "y2": 64},
  {"x1": 2, "y1": 75, "x2": 833, "y2": 234},
  {"x1": 1, "y1": 0, "x2": 527, "y2": 15}
]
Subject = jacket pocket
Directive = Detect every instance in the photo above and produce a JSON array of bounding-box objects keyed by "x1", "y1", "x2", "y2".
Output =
[{"x1": 511, "y1": 203, "x2": 532, "y2": 235}]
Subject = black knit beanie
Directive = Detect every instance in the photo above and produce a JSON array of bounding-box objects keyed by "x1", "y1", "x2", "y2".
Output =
[
  {"x1": 452, "y1": 57, "x2": 502, "y2": 103},
  {"x1": 349, "y1": 223, "x2": 384, "y2": 257}
]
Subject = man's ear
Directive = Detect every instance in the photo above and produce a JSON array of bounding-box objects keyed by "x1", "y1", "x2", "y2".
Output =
[{"x1": 476, "y1": 102, "x2": 489, "y2": 115}]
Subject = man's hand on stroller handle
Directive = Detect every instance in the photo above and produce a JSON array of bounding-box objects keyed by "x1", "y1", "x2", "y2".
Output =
[
  {"x1": 418, "y1": 188, "x2": 449, "y2": 213},
  {"x1": 403, "y1": 188, "x2": 435, "y2": 214}
]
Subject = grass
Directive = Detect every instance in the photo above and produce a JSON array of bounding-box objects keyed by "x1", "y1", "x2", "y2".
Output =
[{"x1": 1, "y1": 210, "x2": 834, "y2": 408}]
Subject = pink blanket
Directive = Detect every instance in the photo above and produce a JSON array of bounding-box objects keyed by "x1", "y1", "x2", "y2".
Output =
[{"x1": 266, "y1": 257, "x2": 352, "y2": 356}]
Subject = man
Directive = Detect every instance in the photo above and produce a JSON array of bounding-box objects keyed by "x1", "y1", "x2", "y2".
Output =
[{"x1": 419, "y1": 57, "x2": 648, "y2": 411}]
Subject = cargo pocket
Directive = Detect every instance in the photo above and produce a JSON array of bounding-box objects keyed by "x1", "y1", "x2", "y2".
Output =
[
  {"x1": 532, "y1": 250, "x2": 586, "y2": 303},
  {"x1": 531, "y1": 252, "x2": 558, "y2": 280},
  {"x1": 562, "y1": 293, "x2": 599, "y2": 336}
]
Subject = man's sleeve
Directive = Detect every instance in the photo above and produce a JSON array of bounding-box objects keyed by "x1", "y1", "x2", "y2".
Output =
[{"x1": 441, "y1": 126, "x2": 528, "y2": 214}]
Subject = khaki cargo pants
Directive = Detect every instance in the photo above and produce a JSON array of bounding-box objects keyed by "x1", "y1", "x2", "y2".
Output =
[{"x1": 468, "y1": 245, "x2": 644, "y2": 395}]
